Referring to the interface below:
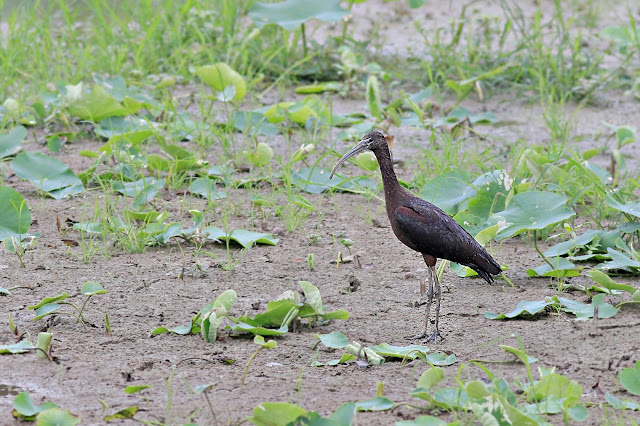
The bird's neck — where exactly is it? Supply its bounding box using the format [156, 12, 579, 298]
[372, 146, 403, 202]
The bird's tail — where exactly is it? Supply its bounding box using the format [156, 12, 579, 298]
[470, 252, 502, 284]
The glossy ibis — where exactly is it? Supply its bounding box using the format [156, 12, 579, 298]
[330, 131, 501, 342]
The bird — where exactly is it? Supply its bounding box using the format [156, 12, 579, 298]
[330, 130, 501, 342]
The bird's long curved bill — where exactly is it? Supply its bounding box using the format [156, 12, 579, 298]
[329, 139, 369, 179]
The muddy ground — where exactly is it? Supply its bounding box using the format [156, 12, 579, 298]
[2, 1, 640, 425]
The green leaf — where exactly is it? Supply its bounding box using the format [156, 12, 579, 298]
[0, 125, 26, 159]
[190, 178, 227, 200]
[529, 373, 582, 408]
[526, 257, 579, 277]
[231, 111, 279, 137]
[366, 75, 382, 121]
[11, 152, 84, 199]
[81, 281, 106, 296]
[112, 178, 162, 198]
[196, 63, 246, 102]
[620, 360, 640, 396]
[0, 186, 31, 240]
[65, 84, 128, 122]
[229, 322, 288, 336]
[202, 226, 279, 248]
[605, 195, 640, 218]
[104, 406, 138, 421]
[555, 295, 619, 319]
[369, 343, 430, 360]
[316, 331, 349, 348]
[320, 310, 350, 320]
[417, 367, 445, 390]
[419, 170, 473, 215]
[248, 0, 347, 31]
[33, 304, 61, 321]
[247, 402, 307, 426]
[36, 407, 81, 425]
[354, 396, 394, 412]
[493, 191, 575, 240]
[568, 404, 589, 421]
[99, 129, 154, 155]
[485, 300, 554, 319]
[13, 391, 44, 416]
[36, 332, 52, 359]
[254, 335, 277, 349]
[328, 402, 356, 424]
[395, 415, 447, 426]
[299, 281, 323, 313]
[605, 392, 640, 410]
[124, 385, 151, 395]
[587, 270, 637, 295]
[500, 345, 538, 365]
[29, 293, 69, 310]
[0, 340, 33, 354]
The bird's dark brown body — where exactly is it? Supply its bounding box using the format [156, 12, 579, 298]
[331, 131, 501, 342]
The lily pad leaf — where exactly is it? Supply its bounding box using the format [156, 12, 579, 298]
[29, 293, 69, 310]
[35, 407, 81, 425]
[65, 83, 128, 122]
[81, 281, 106, 296]
[11, 152, 84, 199]
[0, 187, 31, 240]
[231, 111, 279, 136]
[493, 191, 575, 240]
[104, 406, 138, 421]
[316, 331, 349, 348]
[195, 63, 246, 102]
[485, 300, 554, 319]
[0, 340, 33, 354]
[395, 415, 448, 426]
[249, 0, 347, 31]
[620, 360, 640, 396]
[33, 303, 61, 321]
[112, 178, 164, 198]
[526, 257, 579, 277]
[554, 295, 619, 319]
[190, 178, 227, 200]
[247, 402, 307, 426]
[605, 195, 640, 218]
[354, 396, 394, 412]
[369, 343, 430, 360]
[0, 125, 26, 159]
[202, 226, 278, 248]
[605, 392, 640, 410]
[228, 322, 288, 336]
[419, 170, 474, 215]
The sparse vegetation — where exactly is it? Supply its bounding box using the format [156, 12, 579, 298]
[1, 0, 639, 424]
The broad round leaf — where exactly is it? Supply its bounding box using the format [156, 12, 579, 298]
[36, 407, 80, 426]
[195, 64, 246, 101]
[33, 304, 61, 321]
[493, 191, 575, 240]
[248, 402, 306, 426]
[620, 360, 640, 396]
[81, 281, 106, 296]
[0, 125, 26, 159]
[11, 152, 83, 199]
[249, 0, 348, 31]
[13, 392, 39, 416]
[0, 187, 31, 240]
[316, 331, 348, 348]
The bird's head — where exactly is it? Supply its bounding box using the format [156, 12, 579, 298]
[329, 130, 394, 179]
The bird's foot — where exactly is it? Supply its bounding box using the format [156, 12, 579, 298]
[422, 329, 443, 343]
[405, 330, 428, 340]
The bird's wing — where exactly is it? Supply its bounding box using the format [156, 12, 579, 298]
[394, 198, 500, 277]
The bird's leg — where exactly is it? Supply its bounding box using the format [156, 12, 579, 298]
[424, 265, 443, 343]
[406, 263, 434, 340]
